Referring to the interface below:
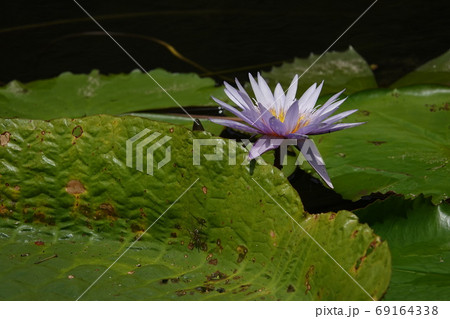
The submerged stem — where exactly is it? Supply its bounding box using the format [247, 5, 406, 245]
[274, 147, 283, 170]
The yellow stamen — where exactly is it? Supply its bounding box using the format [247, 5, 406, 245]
[270, 108, 286, 122]
[291, 115, 310, 133]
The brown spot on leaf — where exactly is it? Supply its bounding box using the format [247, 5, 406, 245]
[208, 259, 218, 265]
[329, 213, 336, 220]
[0, 205, 10, 216]
[0, 132, 11, 146]
[66, 180, 86, 195]
[206, 270, 228, 282]
[96, 203, 117, 220]
[368, 141, 386, 146]
[355, 256, 367, 271]
[351, 230, 359, 238]
[32, 212, 48, 224]
[236, 245, 248, 263]
[305, 265, 315, 294]
[216, 239, 223, 252]
[131, 223, 144, 232]
[440, 102, 450, 111]
[175, 290, 186, 297]
[72, 125, 83, 138]
[238, 284, 251, 293]
[34, 241, 45, 246]
[202, 186, 208, 194]
[195, 284, 215, 293]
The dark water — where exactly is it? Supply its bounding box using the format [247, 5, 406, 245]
[1, 0, 449, 86]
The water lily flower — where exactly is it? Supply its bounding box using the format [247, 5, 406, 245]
[210, 73, 364, 188]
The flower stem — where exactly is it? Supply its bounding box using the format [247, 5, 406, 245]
[274, 147, 283, 170]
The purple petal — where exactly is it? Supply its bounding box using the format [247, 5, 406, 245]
[249, 136, 284, 160]
[273, 83, 285, 111]
[297, 139, 333, 188]
[212, 97, 253, 123]
[268, 116, 288, 136]
[234, 78, 246, 93]
[315, 89, 345, 113]
[257, 73, 275, 106]
[283, 100, 300, 133]
[252, 102, 278, 134]
[249, 73, 267, 105]
[209, 118, 260, 134]
[286, 132, 308, 139]
[322, 109, 358, 125]
[224, 82, 247, 109]
[297, 83, 317, 111]
[308, 122, 365, 135]
[312, 98, 347, 124]
[284, 74, 299, 107]
[236, 90, 257, 111]
[295, 122, 321, 136]
[302, 81, 323, 113]
[313, 90, 346, 115]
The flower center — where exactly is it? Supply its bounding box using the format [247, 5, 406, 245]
[269, 108, 310, 133]
[270, 108, 286, 122]
[291, 115, 310, 133]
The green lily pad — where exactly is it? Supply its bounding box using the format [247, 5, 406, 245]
[391, 50, 450, 88]
[306, 85, 450, 204]
[0, 115, 390, 300]
[355, 196, 450, 301]
[0, 69, 227, 120]
[262, 46, 377, 95]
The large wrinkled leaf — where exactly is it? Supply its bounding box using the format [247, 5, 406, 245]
[0, 69, 227, 120]
[0, 115, 390, 300]
[304, 85, 450, 204]
[355, 196, 450, 301]
[262, 46, 377, 95]
[391, 50, 450, 88]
